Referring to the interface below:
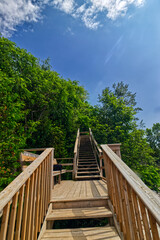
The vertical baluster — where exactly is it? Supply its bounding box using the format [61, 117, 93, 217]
[30, 169, 38, 240]
[15, 185, 25, 240]
[0, 202, 11, 240]
[118, 173, 131, 240]
[26, 173, 35, 240]
[46, 155, 50, 209]
[110, 162, 118, 214]
[39, 161, 44, 227]
[132, 191, 144, 240]
[112, 165, 120, 224]
[123, 178, 135, 240]
[34, 165, 41, 239]
[43, 158, 47, 217]
[7, 192, 19, 240]
[148, 210, 160, 240]
[115, 168, 125, 234]
[126, 183, 140, 240]
[139, 198, 152, 240]
[21, 179, 30, 240]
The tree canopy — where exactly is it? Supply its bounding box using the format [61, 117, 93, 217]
[0, 36, 159, 192]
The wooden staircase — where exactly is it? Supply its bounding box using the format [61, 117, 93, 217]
[75, 135, 101, 180]
[39, 189, 120, 240]
[1, 129, 160, 240]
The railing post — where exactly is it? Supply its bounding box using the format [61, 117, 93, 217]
[51, 149, 54, 190]
[73, 128, 80, 180]
[107, 144, 121, 158]
[72, 153, 76, 180]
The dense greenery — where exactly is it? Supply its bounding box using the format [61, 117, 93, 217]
[0, 36, 160, 192]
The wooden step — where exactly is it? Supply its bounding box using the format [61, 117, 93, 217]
[78, 159, 96, 162]
[78, 164, 97, 167]
[46, 207, 112, 221]
[76, 175, 100, 179]
[40, 226, 120, 239]
[77, 171, 100, 174]
[51, 197, 109, 209]
[77, 168, 98, 170]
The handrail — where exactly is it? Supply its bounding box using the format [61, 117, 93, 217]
[55, 158, 74, 173]
[101, 144, 160, 240]
[89, 128, 102, 156]
[73, 128, 80, 179]
[0, 148, 54, 240]
[89, 128, 103, 176]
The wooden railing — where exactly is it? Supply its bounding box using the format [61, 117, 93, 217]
[89, 128, 103, 176]
[101, 144, 160, 240]
[0, 148, 54, 240]
[56, 158, 74, 173]
[73, 128, 80, 179]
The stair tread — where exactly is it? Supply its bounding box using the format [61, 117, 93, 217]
[41, 226, 120, 239]
[46, 207, 112, 221]
[76, 175, 100, 179]
[77, 171, 100, 174]
[78, 164, 97, 166]
[78, 168, 98, 170]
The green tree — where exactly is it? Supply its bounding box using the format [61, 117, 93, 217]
[91, 82, 160, 191]
[146, 123, 160, 165]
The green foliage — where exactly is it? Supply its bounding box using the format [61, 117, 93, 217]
[91, 83, 160, 191]
[137, 165, 160, 192]
[146, 123, 160, 165]
[0, 36, 159, 192]
[0, 36, 89, 190]
[0, 71, 26, 190]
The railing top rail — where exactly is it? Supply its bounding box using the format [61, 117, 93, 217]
[74, 128, 80, 154]
[89, 128, 102, 154]
[0, 148, 53, 212]
[101, 144, 160, 225]
[21, 148, 47, 151]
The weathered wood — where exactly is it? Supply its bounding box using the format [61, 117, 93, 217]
[148, 211, 160, 240]
[34, 166, 41, 240]
[102, 144, 160, 239]
[126, 183, 139, 240]
[22, 148, 47, 151]
[26, 173, 35, 240]
[46, 207, 112, 221]
[0, 148, 53, 212]
[21, 179, 30, 240]
[7, 192, 19, 240]
[139, 198, 152, 240]
[0, 202, 11, 240]
[132, 191, 144, 239]
[40, 226, 121, 240]
[15, 185, 25, 240]
[101, 144, 160, 226]
[73, 128, 80, 179]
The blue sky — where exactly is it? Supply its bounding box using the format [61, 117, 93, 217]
[0, 0, 160, 128]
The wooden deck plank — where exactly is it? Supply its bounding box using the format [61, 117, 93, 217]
[47, 207, 112, 221]
[79, 181, 86, 198]
[86, 181, 93, 198]
[93, 180, 108, 197]
[41, 226, 120, 239]
[51, 180, 108, 202]
[90, 181, 101, 198]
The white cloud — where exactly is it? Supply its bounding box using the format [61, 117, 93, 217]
[0, 0, 145, 37]
[52, 0, 75, 14]
[52, 0, 145, 29]
[0, 0, 44, 37]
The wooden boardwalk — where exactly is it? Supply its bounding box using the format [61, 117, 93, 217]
[0, 129, 160, 240]
[51, 180, 108, 201]
[39, 180, 120, 240]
